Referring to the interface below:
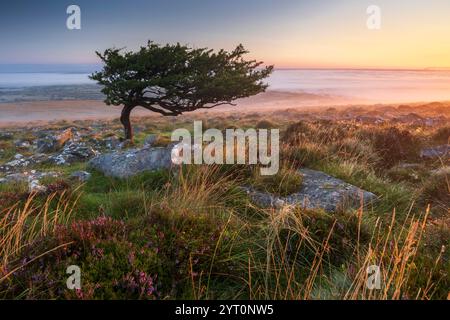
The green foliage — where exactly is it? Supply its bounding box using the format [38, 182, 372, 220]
[91, 41, 273, 115]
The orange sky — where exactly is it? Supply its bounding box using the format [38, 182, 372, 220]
[241, 1, 450, 69]
[2, 1, 450, 69]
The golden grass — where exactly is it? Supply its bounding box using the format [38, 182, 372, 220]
[0, 113, 448, 299]
[0, 190, 80, 272]
[239, 204, 445, 300]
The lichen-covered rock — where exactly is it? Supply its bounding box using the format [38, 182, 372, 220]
[103, 136, 121, 150]
[36, 128, 74, 153]
[0, 170, 61, 193]
[48, 142, 98, 165]
[88, 145, 173, 178]
[245, 168, 377, 212]
[88, 133, 121, 150]
[0, 170, 60, 183]
[420, 145, 450, 159]
[29, 179, 47, 193]
[0, 153, 48, 174]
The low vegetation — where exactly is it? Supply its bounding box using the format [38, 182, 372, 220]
[0, 104, 448, 300]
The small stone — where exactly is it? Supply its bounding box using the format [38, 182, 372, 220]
[29, 179, 47, 193]
[0, 153, 48, 174]
[15, 140, 31, 148]
[70, 171, 92, 182]
[103, 137, 121, 150]
[117, 140, 133, 150]
[274, 199, 286, 209]
[420, 145, 450, 159]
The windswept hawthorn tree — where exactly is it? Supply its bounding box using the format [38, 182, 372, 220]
[91, 41, 273, 141]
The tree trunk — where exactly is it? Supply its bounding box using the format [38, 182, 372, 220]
[120, 105, 135, 141]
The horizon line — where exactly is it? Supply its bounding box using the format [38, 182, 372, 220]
[1, 63, 450, 73]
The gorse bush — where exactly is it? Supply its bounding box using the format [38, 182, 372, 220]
[363, 126, 421, 168]
[431, 126, 450, 144]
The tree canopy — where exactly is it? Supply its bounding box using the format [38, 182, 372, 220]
[91, 41, 273, 141]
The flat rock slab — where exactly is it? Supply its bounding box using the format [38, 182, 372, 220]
[245, 168, 377, 212]
[420, 145, 450, 159]
[88, 146, 173, 179]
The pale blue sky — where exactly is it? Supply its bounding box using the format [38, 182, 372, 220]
[1, 0, 449, 68]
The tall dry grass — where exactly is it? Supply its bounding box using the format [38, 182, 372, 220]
[0, 191, 80, 277]
[239, 204, 444, 300]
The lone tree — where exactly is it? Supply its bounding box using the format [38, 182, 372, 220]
[91, 41, 273, 141]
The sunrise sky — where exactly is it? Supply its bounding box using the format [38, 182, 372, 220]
[1, 0, 450, 69]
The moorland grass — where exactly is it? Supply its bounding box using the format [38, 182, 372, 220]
[0, 113, 448, 299]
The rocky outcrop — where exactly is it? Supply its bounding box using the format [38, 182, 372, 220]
[48, 142, 99, 165]
[88, 145, 173, 178]
[244, 168, 377, 212]
[36, 128, 74, 153]
[0, 170, 61, 193]
[0, 153, 48, 174]
[420, 145, 450, 159]
[0, 141, 98, 173]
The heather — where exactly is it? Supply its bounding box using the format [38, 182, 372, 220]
[0, 103, 449, 300]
